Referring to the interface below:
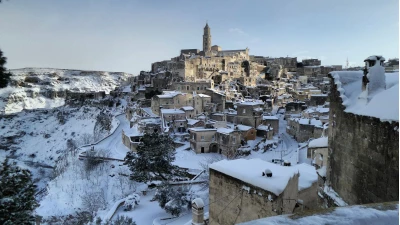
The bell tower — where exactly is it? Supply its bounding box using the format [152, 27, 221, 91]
[203, 22, 211, 54]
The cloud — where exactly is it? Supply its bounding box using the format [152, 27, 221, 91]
[229, 28, 248, 36]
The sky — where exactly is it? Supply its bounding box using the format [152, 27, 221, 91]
[0, 0, 398, 74]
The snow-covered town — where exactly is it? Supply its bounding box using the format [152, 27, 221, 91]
[0, 1, 399, 225]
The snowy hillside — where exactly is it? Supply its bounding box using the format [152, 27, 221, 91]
[0, 106, 120, 192]
[0, 68, 133, 114]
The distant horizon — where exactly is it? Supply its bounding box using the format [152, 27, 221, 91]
[0, 0, 398, 74]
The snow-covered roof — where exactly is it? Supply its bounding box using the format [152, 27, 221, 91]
[236, 124, 253, 131]
[238, 101, 264, 106]
[141, 107, 158, 117]
[188, 128, 216, 132]
[308, 137, 328, 148]
[160, 109, 185, 114]
[180, 106, 194, 111]
[257, 124, 272, 131]
[238, 202, 399, 225]
[292, 118, 322, 127]
[198, 94, 211, 98]
[157, 91, 182, 98]
[330, 71, 399, 121]
[209, 158, 318, 195]
[187, 119, 200, 125]
[217, 127, 235, 135]
[263, 115, 279, 120]
[304, 107, 329, 114]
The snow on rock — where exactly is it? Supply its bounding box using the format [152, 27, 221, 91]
[238, 203, 399, 225]
[323, 185, 348, 207]
[316, 166, 326, 177]
[209, 158, 318, 196]
[308, 137, 328, 148]
[0, 68, 132, 114]
[330, 70, 399, 122]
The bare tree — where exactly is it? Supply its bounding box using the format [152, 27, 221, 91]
[81, 189, 107, 217]
[198, 155, 225, 190]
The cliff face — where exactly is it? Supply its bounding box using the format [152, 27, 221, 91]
[0, 68, 133, 114]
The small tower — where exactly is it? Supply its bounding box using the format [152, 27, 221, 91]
[192, 198, 204, 225]
[203, 22, 212, 54]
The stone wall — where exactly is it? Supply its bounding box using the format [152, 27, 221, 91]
[121, 131, 139, 152]
[298, 181, 319, 210]
[209, 169, 298, 225]
[328, 77, 399, 205]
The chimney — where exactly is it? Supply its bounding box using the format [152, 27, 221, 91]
[262, 169, 273, 177]
[192, 198, 204, 225]
[361, 55, 386, 101]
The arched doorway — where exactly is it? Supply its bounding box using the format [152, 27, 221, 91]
[209, 143, 218, 153]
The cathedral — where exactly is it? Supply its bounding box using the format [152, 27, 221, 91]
[151, 23, 265, 86]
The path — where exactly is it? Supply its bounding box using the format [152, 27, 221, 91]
[79, 114, 130, 160]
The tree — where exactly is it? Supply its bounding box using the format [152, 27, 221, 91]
[0, 49, 11, 88]
[153, 183, 193, 217]
[124, 132, 186, 183]
[0, 158, 38, 225]
[93, 111, 112, 141]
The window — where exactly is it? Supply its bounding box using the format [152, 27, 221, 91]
[243, 109, 246, 113]
[212, 135, 215, 141]
[201, 136, 205, 141]
[233, 137, 236, 144]
[187, 86, 189, 90]
[197, 87, 200, 90]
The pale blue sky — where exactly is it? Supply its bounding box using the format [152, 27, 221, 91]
[0, 0, 398, 74]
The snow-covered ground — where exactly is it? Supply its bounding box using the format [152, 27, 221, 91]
[239, 203, 399, 225]
[79, 114, 130, 160]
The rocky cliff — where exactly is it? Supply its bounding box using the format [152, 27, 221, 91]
[0, 68, 133, 114]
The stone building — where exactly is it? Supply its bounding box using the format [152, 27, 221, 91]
[150, 91, 193, 115]
[284, 101, 307, 118]
[193, 93, 212, 115]
[301, 107, 329, 119]
[327, 56, 399, 205]
[209, 158, 318, 225]
[160, 108, 187, 133]
[189, 125, 243, 156]
[309, 94, 328, 106]
[286, 118, 323, 142]
[256, 124, 274, 140]
[308, 136, 328, 168]
[236, 101, 264, 128]
[172, 80, 212, 94]
[261, 115, 279, 135]
[302, 58, 321, 66]
[216, 127, 242, 158]
[236, 124, 256, 141]
[137, 117, 162, 134]
[189, 128, 218, 153]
